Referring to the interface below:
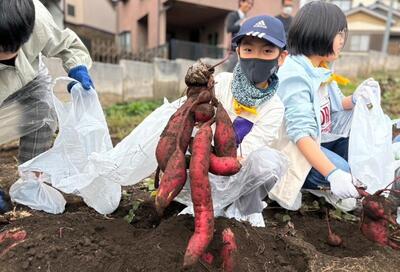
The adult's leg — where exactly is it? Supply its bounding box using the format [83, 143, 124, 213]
[17, 78, 57, 164]
[18, 124, 54, 164]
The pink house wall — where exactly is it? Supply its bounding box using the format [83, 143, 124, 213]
[118, 0, 299, 53]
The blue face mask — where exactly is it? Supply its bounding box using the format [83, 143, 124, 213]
[239, 57, 279, 85]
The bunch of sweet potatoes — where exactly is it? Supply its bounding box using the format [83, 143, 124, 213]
[358, 183, 400, 249]
[154, 60, 241, 269]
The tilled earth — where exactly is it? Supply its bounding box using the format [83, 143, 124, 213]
[1, 145, 400, 272]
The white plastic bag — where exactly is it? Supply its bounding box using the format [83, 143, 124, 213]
[10, 173, 66, 214]
[65, 98, 182, 213]
[81, 97, 185, 187]
[0, 62, 57, 145]
[176, 146, 288, 226]
[348, 79, 394, 194]
[17, 90, 183, 214]
[16, 80, 113, 214]
[179, 201, 268, 227]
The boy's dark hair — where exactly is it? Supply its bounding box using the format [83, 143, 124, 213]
[287, 1, 347, 56]
[0, 0, 35, 53]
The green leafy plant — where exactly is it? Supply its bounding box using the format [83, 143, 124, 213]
[124, 200, 142, 224]
[105, 100, 163, 140]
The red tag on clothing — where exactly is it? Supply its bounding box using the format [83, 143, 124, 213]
[320, 97, 332, 133]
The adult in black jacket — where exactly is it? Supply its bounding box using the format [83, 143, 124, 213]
[276, 0, 294, 37]
[225, 0, 254, 72]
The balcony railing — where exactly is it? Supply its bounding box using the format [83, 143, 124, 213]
[169, 39, 225, 60]
[88, 38, 226, 63]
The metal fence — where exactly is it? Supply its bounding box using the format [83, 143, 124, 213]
[88, 38, 225, 63]
[119, 44, 169, 63]
[169, 39, 225, 60]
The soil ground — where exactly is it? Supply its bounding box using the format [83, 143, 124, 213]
[1, 145, 400, 272]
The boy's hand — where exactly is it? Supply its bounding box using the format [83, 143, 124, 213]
[67, 65, 94, 92]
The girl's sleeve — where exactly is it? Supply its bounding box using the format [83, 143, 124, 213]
[280, 77, 319, 143]
[327, 81, 345, 112]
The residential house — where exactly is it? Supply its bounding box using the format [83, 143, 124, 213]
[328, 0, 399, 12]
[63, 0, 118, 62]
[39, 0, 64, 28]
[353, 0, 399, 9]
[116, 0, 299, 60]
[342, 1, 400, 54]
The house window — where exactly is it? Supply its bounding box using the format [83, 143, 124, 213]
[330, 0, 352, 11]
[207, 32, 219, 46]
[119, 32, 132, 53]
[67, 4, 75, 16]
[350, 35, 370, 51]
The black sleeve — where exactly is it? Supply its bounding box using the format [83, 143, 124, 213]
[226, 12, 240, 34]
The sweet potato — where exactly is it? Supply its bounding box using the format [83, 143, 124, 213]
[180, 111, 195, 155]
[362, 195, 395, 223]
[221, 228, 237, 272]
[187, 86, 206, 99]
[200, 252, 214, 265]
[359, 188, 400, 249]
[214, 103, 237, 158]
[361, 217, 389, 246]
[0, 229, 27, 258]
[209, 153, 241, 176]
[183, 122, 214, 267]
[156, 98, 195, 171]
[155, 146, 187, 216]
[185, 61, 213, 87]
[326, 210, 342, 247]
[196, 90, 212, 104]
[194, 103, 215, 123]
[155, 136, 177, 171]
[160, 98, 194, 138]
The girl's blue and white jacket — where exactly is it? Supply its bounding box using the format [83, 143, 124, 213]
[278, 55, 347, 143]
[268, 55, 348, 210]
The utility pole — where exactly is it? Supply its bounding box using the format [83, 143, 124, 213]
[382, 0, 395, 55]
[156, 0, 160, 58]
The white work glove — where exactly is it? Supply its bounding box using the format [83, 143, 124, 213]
[326, 169, 360, 199]
[352, 78, 379, 105]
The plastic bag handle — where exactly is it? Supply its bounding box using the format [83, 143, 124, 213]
[51, 76, 79, 89]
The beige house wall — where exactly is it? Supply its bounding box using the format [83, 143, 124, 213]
[64, 0, 84, 24]
[347, 12, 387, 31]
[82, 0, 117, 33]
[65, 0, 116, 33]
[353, 0, 399, 9]
[347, 11, 400, 32]
[344, 9, 400, 54]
